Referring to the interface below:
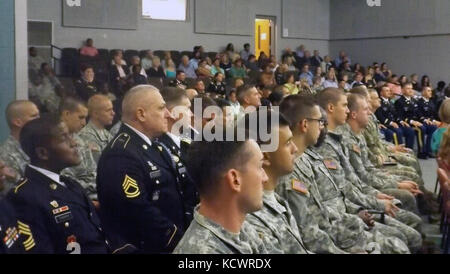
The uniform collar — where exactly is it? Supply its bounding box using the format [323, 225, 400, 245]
[422, 97, 430, 102]
[381, 96, 390, 102]
[263, 191, 287, 215]
[123, 123, 152, 147]
[166, 132, 181, 148]
[28, 164, 66, 187]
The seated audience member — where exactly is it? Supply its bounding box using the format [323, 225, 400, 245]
[283, 72, 299, 95]
[213, 98, 234, 129]
[433, 81, 447, 110]
[240, 43, 252, 61]
[323, 69, 338, 88]
[334, 50, 351, 68]
[79, 95, 115, 164]
[0, 101, 40, 197]
[417, 86, 440, 155]
[163, 59, 177, 78]
[363, 67, 377, 89]
[194, 79, 206, 94]
[420, 75, 432, 91]
[204, 57, 213, 70]
[311, 76, 324, 94]
[211, 58, 225, 77]
[259, 85, 273, 107]
[75, 64, 101, 102]
[129, 56, 147, 78]
[227, 89, 241, 118]
[374, 66, 387, 83]
[268, 89, 284, 107]
[173, 133, 271, 254]
[189, 51, 201, 71]
[352, 63, 363, 74]
[351, 72, 365, 88]
[220, 54, 232, 78]
[387, 75, 402, 97]
[233, 78, 245, 90]
[241, 110, 310, 254]
[169, 71, 188, 90]
[110, 51, 129, 97]
[196, 59, 212, 78]
[178, 55, 198, 78]
[110, 50, 127, 66]
[128, 65, 149, 88]
[37, 63, 63, 113]
[431, 99, 450, 155]
[321, 55, 333, 74]
[141, 50, 154, 71]
[80, 38, 99, 58]
[207, 72, 227, 97]
[259, 64, 276, 87]
[8, 115, 109, 254]
[146, 56, 166, 78]
[381, 63, 392, 79]
[314, 66, 325, 84]
[161, 51, 173, 69]
[236, 84, 261, 120]
[339, 61, 354, 80]
[295, 44, 305, 58]
[275, 64, 289, 85]
[28, 47, 46, 74]
[295, 50, 311, 70]
[246, 54, 260, 73]
[410, 74, 420, 91]
[258, 52, 270, 69]
[395, 82, 435, 159]
[230, 59, 247, 79]
[310, 50, 323, 68]
[59, 98, 98, 201]
[225, 43, 237, 61]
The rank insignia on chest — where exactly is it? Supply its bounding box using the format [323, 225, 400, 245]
[53, 206, 70, 215]
[3, 226, 19, 248]
[173, 155, 180, 163]
[50, 200, 59, 208]
[323, 159, 337, 170]
[122, 175, 140, 199]
[352, 144, 361, 154]
[292, 179, 308, 195]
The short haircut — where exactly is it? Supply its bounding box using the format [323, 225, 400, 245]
[122, 85, 160, 122]
[59, 97, 86, 115]
[190, 94, 217, 116]
[279, 95, 318, 130]
[401, 81, 413, 89]
[315, 88, 345, 111]
[80, 63, 94, 73]
[349, 86, 369, 97]
[268, 90, 284, 106]
[20, 114, 61, 163]
[236, 84, 256, 104]
[5, 100, 35, 128]
[176, 70, 185, 77]
[284, 71, 296, 82]
[160, 87, 188, 109]
[87, 94, 111, 114]
[238, 109, 290, 146]
[184, 131, 252, 197]
[244, 43, 250, 48]
[347, 93, 365, 113]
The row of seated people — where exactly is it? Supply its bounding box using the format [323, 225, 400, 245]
[0, 82, 444, 253]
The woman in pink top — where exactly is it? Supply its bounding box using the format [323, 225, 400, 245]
[80, 38, 99, 57]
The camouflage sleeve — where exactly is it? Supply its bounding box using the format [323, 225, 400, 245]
[244, 216, 284, 254]
[277, 177, 347, 254]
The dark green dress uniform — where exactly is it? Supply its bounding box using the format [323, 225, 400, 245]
[7, 167, 109, 254]
[96, 124, 186, 254]
[0, 200, 35, 254]
[157, 133, 199, 224]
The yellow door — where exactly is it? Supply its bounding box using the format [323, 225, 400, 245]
[255, 19, 271, 59]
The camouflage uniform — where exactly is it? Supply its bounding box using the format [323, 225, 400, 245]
[278, 154, 378, 254]
[305, 148, 410, 254]
[314, 131, 423, 252]
[246, 191, 311, 254]
[78, 122, 114, 163]
[0, 136, 30, 197]
[339, 124, 419, 213]
[61, 134, 98, 200]
[363, 114, 422, 178]
[109, 121, 122, 139]
[173, 207, 276, 254]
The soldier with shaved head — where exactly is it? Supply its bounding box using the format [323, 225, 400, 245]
[0, 101, 40, 196]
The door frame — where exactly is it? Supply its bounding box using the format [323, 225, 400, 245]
[27, 19, 55, 66]
[255, 15, 277, 59]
